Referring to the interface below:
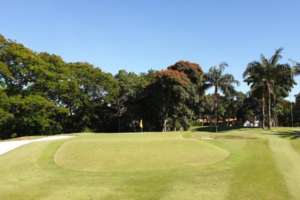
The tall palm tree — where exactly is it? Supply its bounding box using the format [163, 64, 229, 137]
[244, 48, 296, 129]
[205, 63, 239, 132]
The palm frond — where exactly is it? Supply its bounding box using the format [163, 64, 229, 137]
[218, 62, 228, 72]
[260, 54, 269, 67]
[270, 48, 283, 65]
[243, 61, 264, 83]
[219, 73, 239, 95]
[293, 63, 300, 76]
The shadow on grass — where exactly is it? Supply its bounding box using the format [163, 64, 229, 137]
[272, 130, 300, 140]
[191, 125, 243, 133]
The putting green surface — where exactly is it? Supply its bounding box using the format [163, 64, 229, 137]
[55, 136, 229, 172]
[0, 128, 300, 199]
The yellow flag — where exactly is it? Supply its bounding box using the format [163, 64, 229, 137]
[139, 119, 143, 129]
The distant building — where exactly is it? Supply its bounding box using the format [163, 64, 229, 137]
[243, 120, 260, 127]
[198, 117, 238, 126]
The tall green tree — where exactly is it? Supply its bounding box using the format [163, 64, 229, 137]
[139, 61, 205, 131]
[114, 70, 152, 131]
[204, 63, 239, 131]
[0, 36, 50, 95]
[6, 95, 68, 136]
[0, 34, 120, 135]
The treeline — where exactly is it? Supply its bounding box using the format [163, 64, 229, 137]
[0, 34, 299, 138]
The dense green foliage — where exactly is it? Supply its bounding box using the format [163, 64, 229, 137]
[0, 35, 209, 137]
[0, 34, 299, 137]
[0, 35, 119, 137]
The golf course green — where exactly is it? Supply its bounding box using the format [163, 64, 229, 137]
[0, 128, 300, 200]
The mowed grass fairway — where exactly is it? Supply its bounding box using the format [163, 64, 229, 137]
[1, 129, 300, 199]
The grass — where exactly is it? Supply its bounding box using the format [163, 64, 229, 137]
[55, 134, 228, 172]
[226, 139, 289, 200]
[291, 139, 300, 154]
[0, 128, 299, 199]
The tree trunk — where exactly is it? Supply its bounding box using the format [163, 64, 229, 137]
[267, 84, 272, 129]
[214, 85, 218, 132]
[273, 96, 277, 127]
[262, 96, 265, 129]
[291, 102, 294, 127]
[163, 119, 168, 132]
[117, 98, 121, 132]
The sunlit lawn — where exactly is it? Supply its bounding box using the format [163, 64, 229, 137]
[0, 128, 300, 199]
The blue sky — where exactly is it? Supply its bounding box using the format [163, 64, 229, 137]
[1, 0, 300, 100]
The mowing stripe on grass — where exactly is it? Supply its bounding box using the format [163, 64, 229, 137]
[268, 135, 300, 200]
[226, 139, 290, 200]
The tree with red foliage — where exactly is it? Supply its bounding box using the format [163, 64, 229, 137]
[138, 61, 205, 131]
